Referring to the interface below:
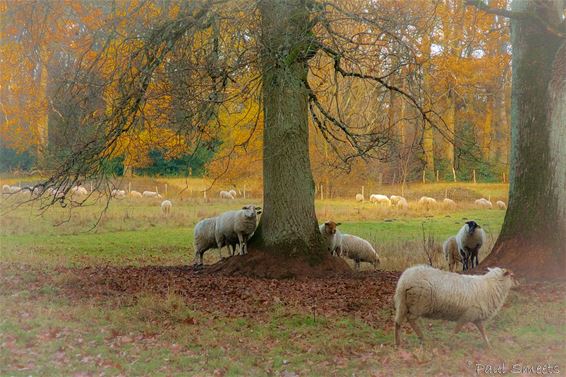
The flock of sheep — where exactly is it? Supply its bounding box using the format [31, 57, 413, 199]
[357, 193, 507, 211]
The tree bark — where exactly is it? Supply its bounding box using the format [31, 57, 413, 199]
[480, 0, 566, 280]
[253, 0, 325, 258]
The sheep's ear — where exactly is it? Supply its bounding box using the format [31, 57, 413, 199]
[256, 210, 262, 214]
[242, 206, 250, 210]
[503, 269, 513, 277]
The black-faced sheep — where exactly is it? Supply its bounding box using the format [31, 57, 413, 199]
[456, 220, 486, 271]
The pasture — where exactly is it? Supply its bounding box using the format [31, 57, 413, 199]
[1, 179, 565, 376]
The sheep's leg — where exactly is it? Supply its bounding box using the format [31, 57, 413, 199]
[474, 321, 491, 348]
[408, 319, 424, 343]
[394, 322, 402, 347]
[355, 259, 360, 271]
[453, 321, 466, 334]
[237, 233, 245, 255]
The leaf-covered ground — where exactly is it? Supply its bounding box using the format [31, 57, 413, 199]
[1, 263, 565, 376]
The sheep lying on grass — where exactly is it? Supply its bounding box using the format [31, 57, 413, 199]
[143, 190, 162, 198]
[319, 221, 342, 255]
[456, 220, 486, 271]
[394, 265, 517, 347]
[443, 236, 461, 272]
[161, 200, 172, 216]
[339, 234, 380, 271]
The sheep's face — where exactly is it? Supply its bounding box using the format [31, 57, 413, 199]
[323, 221, 341, 235]
[466, 220, 480, 235]
[488, 267, 519, 287]
[242, 205, 261, 218]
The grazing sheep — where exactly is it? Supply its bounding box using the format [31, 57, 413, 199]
[229, 189, 237, 198]
[161, 200, 172, 216]
[219, 190, 235, 200]
[339, 234, 380, 271]
[70, 186, 88, 196]
[389, 195, 404, 206]
[496, 200, 507, 210]
[355, 193, 364, 202]
[2, 184, 11, 194]
[111, 189, 126, 198]
[443, 198, 456, 208]
[443, 236, 461, 272]
[194, 217, 220, 266]
[396, 197, 409, 210]
[129, 190, 142, 198]
[456, 220, 486, 271]
[142, 190, 162, 198]
[369, 194, 391, 206]
[319, 221, 342, 255]
[215, 205, 262, 256]
[418, 196, 437, 210]
[474, 198, 493, 209]
[394, 265, 517, 347]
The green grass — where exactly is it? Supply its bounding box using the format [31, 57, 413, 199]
[2, 182, 563, 376]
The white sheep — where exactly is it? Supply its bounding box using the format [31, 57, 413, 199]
[443, 236, 461, 272]
[389, 195, 404, 206]
[129, 190, 143, 198]
[215, 205, 262, 256]
[355, 193, 364, 202]
[2, 184, 11, 194]
[142, 190, 162, 198]
[396, 197, 409, 210]
[456, 220, 486, 271]
[418, 196, 437, 210]
[161, 200, 172, 216]
[474, 198, 493, 209]
[194, 217, 220, 266]
[496, 200, 507, 210]
[443, 198, 456, 208]
[369, 194, 391, 206]
[229, 189, 237, 198]
[339, 234, 380, 271]
[111, 189, 126, 198]
[319, 221, 342, 255]
[70, 186, 88, 196]
[219, 190, 235, 200]
[394, 265, 517, 347]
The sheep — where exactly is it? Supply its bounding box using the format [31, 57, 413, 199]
[219, 190, 235, 200]
[456, 220, 486, 271]
[194, 217, 220, 266]
[2, 185, 22, 194]
[443, 236, 461, 272]
[2, 184, 10, 194]
[369, 194, 391, 206]
[355, 193, 364, 202]
[394, 265, 517, 347]
[496, 200, 507, 210]
[319, 221, 342, 255]
[215, 205, 262, 256]
[161, 200, 172, 216]
[418, 196, 437, 210]
[229, 189, 237, 198]
[70, 186, 88, 196]
[111, 189, 126, 198]
[443, 198, 456, 209]
[474, 198, 493, 209]
[389, 195, 404, 206]
[396, 197, 409, 210]
[142, 190, 162, 198]
[339, 234, 380, 271]
[129, 190, 142, 198]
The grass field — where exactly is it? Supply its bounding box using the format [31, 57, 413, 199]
[1, 179, 564, 376]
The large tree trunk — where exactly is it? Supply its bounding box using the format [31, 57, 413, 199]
[480, 1, 566, 280]
[253, 0, 324, 258]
